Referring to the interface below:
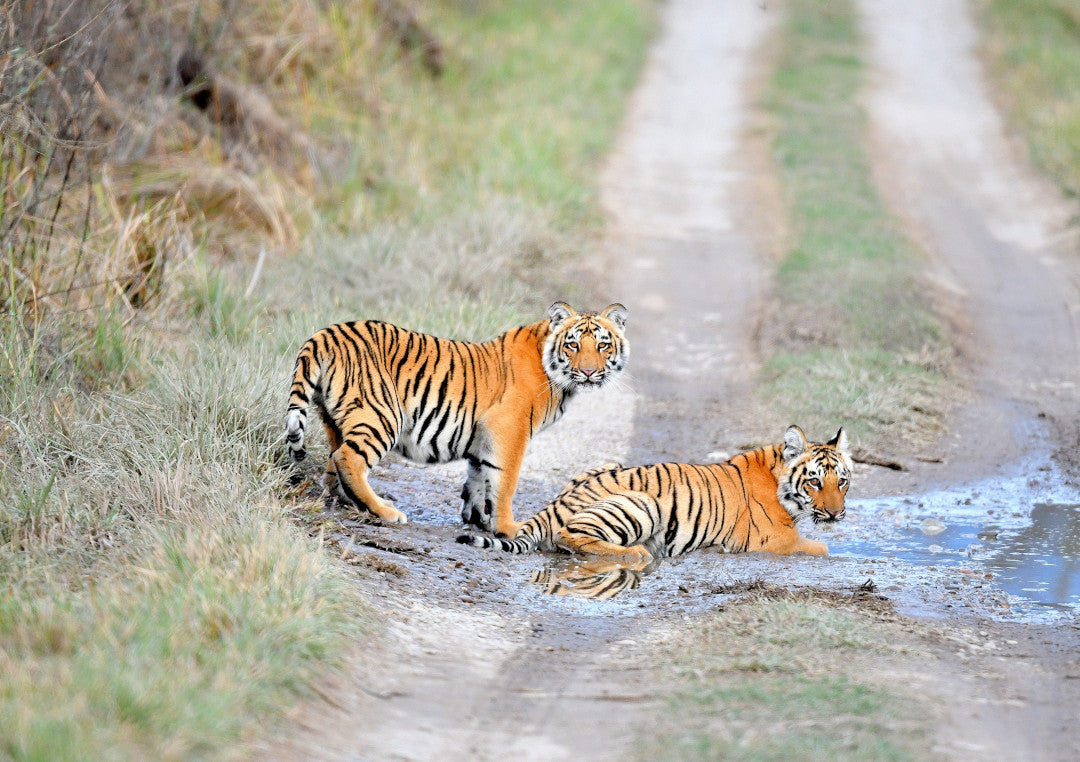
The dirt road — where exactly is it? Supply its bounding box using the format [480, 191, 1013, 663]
[263, 1, 1080, 759]
[856, 1, 1080, 757]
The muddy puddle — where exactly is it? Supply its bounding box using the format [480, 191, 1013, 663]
[515, 454, 1079, 625]
[327, 428, 1078, 627]
[837, 454, 1080, 622]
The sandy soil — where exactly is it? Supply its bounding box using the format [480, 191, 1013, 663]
[256, 1, 1080, 759]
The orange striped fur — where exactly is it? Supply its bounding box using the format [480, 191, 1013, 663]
[459, 425, 852, 559]
[285, 302, 628, 535]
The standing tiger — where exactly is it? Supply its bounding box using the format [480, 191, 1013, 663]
[285, 302, 628, 536]
[458, 425, 851, 560]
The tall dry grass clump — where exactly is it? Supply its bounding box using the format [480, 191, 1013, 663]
[0, 0, 340, 329]
[0, 1, 401, 756]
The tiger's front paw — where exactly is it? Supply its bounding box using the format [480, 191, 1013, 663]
[799, 539, 828, 555]
[460, 488, 494, 532]
[460, 502, 492, 532]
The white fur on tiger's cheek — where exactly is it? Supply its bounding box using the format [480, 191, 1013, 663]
[778, 482, 810, 523]
[542, 344, 578, 392]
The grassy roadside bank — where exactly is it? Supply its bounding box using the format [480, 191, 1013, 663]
[751, 0, 953, 451]
[642, 585, 931, 760]
[0, 1, 653, 757]
[977, 0, 1080, 202]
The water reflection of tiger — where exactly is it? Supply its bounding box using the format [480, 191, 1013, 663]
[459, 425, 851, 560]
[529, 559, 653, 600]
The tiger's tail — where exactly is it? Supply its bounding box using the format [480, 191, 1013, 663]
[455, 532, 538, 554]
[457, 464, 617, 554]
[285, 335, 322, 462]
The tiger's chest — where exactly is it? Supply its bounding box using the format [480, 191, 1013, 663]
[529, 392, 572, 435]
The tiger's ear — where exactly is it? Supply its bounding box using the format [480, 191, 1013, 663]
[828, 427, 850, 455]
[783, 425, 808, 464]
[601, 303, 628, 331]
[548, 301, 576, 327]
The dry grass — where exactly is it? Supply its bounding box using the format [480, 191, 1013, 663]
[1, 0, 319, 314]
[0, 332, 362, 759]
[269, 197, 585, 340]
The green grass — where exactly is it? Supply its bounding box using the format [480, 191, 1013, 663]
[640, 592, 927, 761]
[977, 0, 1080, 198]
[756, 0, 951, 449]
[0, 1, 655, 758]
[321, 0, 653, 229]
[0, 328, 361, 759]
[661, 677, 914, 761]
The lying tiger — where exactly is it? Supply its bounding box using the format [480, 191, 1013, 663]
[285, 302, 628, 536]
[457, 425, 851, 560]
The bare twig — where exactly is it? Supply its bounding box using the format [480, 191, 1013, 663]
[244, 246, 266, 298]
[851, 447, 907, 471]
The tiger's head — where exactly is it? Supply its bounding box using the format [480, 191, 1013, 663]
[777, 425, 853, 525]
[543, 301, 629, 392]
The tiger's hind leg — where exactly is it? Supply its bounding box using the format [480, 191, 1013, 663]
[326, 404, 404, 524]
[554, 491, 662, 563]
[318, 408, 344, 501]
[332, 442, 407, 524]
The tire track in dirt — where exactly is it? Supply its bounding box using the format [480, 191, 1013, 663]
[858, 0, 1080, 493]
[600, 0, 774, 464]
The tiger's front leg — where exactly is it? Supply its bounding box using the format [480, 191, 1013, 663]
[460, 455, 495, 531]
[762, 524, 829, 555]
[482, 415, 530, 538]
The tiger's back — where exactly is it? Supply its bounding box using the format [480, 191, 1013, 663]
[287, 320, 563, 465]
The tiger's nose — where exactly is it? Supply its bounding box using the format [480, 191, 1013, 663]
[581, 368, 596, 377]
